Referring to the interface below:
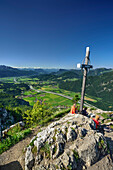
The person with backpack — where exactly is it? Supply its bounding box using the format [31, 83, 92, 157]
[93, 115, 100, 129]
[93, 115, 105, 134]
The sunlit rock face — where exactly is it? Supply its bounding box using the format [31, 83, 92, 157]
[25, 113, 108, 170]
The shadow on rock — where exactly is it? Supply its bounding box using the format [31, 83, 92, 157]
[0, 161, 23, 170]
[105, 136, 113, 161]
[87, 154, 113, 170]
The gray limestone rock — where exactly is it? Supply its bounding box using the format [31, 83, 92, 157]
[35, 154, 43, 165]
[25, 146, 35, 170]
[78, 127, 87, 137]
[67, 127, 77, 142]
[77, 134, 100, 166]
[53, 142, 65, 159]
[25, 113, 110, 170]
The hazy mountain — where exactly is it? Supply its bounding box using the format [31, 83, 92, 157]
[55, 68, 112, 77]
[58, 70, 80, 79]
[88, 68, 112, 76]
[19, 68, 59, 74]
[0, 65, 58, 78]
[55, 69, 69, 75]
[0, 65, 37, 78]
[0, 65, 112, 80]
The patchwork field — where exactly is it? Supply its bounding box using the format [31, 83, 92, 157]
[22, 90, 73, 107]
[0, 76, 99, 109]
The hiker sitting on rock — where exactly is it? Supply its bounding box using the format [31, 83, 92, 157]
[93, 115, 100, 129]
[81, 107, 88, 117]
[92, 115, 105, 134]
[70, 103, 78, 114]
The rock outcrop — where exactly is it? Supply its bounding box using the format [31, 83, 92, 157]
[25, 113, 110, 170]
[0, 108, 14, 130]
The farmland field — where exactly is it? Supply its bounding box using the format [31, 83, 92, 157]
[0, 76, 99, 110]
[13, 76, 98, 108]
[35, 83, 97, 103]
[22, 90, 73, 107]
[37, 84, 78, 97]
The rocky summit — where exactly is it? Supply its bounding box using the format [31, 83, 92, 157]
[25, 113, 110, 170]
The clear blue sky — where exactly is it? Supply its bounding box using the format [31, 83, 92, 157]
[0, 0, 113, 69]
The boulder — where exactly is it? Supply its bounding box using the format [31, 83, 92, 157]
[77, 134, 99, 166]
[25, 113, 109, 170]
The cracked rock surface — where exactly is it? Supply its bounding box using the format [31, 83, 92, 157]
[25, 113, 111, 170]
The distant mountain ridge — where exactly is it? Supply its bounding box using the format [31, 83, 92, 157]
[0, 65, 37, 78]
[20, 68, 59, 74]
[0, 65, 112, 78]
[0, 65, 60, 78]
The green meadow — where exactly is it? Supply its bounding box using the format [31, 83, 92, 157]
[38, 84, 78, 97]
[0, 77, 15, 83]
[23, 91, 73, 107]
[23, 90, 38, 95]
[13, 77, 98, 108]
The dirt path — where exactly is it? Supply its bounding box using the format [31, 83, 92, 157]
[0, 126, 40, 170]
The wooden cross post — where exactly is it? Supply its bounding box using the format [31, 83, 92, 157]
[80, 47, 92, 113]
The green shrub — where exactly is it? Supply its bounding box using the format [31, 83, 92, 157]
[38, 108, 70, 126]
[7, 123, 21, 136]
[73, 150, 79, 162]
[29, 136, 37, 146]
[98, 139, 106, 150]
[0, 128, 31, 154]
[53, 145, 57, 154]
[71, 127, 75, 131]
[72, 94, 80, 104]
[52, 135, 56, 142]
[40, 142, 51, 159]
[53, 108, 70, 118]
[39, 117, 53, 126]
[101, 113, 109, 119]
[23, 100, 55, 126]
[67, 164, 72, 170]
[90, 107, 96, 110]
[32, 146, 37, 156]
[110, 125, 113, 129]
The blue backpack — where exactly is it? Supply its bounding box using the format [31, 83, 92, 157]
[90, 119, 96, 130]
